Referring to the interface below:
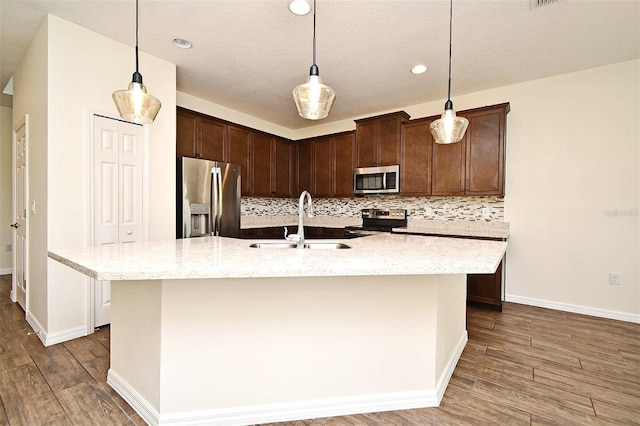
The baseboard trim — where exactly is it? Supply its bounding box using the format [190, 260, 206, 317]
[435, 330, 468, 404]
[0, 268, 12, 275]
[505, 294, 640, 324]
[44, 325, 88, 346]
[106, 333, 467, 426]
[25, 312, 89, 346]
[25, 311, 47, 346]
[107, 369, 160, 426]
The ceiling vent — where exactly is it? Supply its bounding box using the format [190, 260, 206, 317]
[530, 0, 558, 8]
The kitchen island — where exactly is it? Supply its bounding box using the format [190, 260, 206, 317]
[49, 233, 506, 426]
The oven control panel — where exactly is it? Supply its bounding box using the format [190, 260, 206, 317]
[361, 208, 407, 220]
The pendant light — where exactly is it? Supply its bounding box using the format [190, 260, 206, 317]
[430, 0, 468, 144]
[112, 0, 161, 124]
[292, 0, 336, 120]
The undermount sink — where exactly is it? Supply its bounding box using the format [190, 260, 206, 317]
[303, 242, 351, 250]
[249, 241, 351, 250]
[249, 242, 297, 249]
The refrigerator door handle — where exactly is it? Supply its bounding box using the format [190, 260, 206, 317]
[215, 166, 223, 235]
[211, 167, 219, 236]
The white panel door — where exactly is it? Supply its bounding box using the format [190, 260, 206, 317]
[12, 118, 28, 311]
[118, 126, 143, 243]
[93, 115, 143, 327]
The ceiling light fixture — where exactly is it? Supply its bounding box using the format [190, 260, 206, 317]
[430, 0, 468, 144]
[292, 0, 336, 120]
[289, 0, 311, 15]
[172, 37, 192, 49]
[411, 64, 427, 74]
[112, 0, 161, 124]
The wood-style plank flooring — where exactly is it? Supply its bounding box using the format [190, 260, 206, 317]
[0, 274, 638, 425]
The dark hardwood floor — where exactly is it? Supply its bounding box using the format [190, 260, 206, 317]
[0, 273, 638, 425]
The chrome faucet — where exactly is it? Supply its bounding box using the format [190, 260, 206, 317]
[284, 191, 313, 248]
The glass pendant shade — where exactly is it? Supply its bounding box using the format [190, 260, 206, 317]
[112, 0, 161, 124]
[292, 0, 335, 120]
[112, 73, 161, 124]
[293, 69, 336, 120]
[430, 101, 469, 144]
[431, 0, 467, 144]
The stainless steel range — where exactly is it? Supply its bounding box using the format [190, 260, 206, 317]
[344, 208, 408, 238]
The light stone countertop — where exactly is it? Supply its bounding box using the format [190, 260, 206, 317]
[393, 219, 510, 239]
[48, 233, 507, 281]
[242, 215, 509, 239]
[241, 215, 361, 229]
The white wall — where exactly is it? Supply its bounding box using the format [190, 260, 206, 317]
[0, 105, 13, 274]
[13, 14, 176, 343]
[179, 60, 639, 321]
[500, 61, 638, 321]
[12, 17, 49, 330]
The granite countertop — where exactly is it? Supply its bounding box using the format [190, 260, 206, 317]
[241, 215, 361, 229]
[242, 215, 509, 239]
[393, 219, 509, 239]
[49, 233, 507, 281]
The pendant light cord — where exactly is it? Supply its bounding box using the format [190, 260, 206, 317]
[135, 0, 140, 75]
[312, 0, 317, 66]
[447, 0, 453, 102]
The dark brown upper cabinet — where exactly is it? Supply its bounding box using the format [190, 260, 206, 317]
[227, 125, 251, 195]
[251, 132, 273, 197]
[431, 103, 509, 196]
[274, 137, 294, 198]
[177, 107, 227, 161]
[400, 117, 434, 196]
[296, 141, 313, 195]
[355, 111, 410, 167]
[332, 132, 356, 197]
[313, 136, 333, 197]
[295, 131, 356, 198]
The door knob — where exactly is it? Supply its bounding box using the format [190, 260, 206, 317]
[10, 223, 19, 228]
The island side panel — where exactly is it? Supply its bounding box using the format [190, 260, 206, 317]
[156, 275, 458, 417]
[108, 280, 162, 416]
[435, 274, 468, 387]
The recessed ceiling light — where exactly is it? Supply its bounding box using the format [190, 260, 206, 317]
[289, 0, 311, 15]
[172, 37, 192, 49]
[411, 64, 427, 74]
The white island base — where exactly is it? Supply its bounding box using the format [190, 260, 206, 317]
[106, 273, 467, 426]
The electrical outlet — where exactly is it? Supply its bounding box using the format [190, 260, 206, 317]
[5, 244, 11, 252]
[609, 273, 621, 285]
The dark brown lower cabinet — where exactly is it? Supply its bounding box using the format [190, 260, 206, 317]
[240, 226, 345, 240]
[467, 257, 504, 311]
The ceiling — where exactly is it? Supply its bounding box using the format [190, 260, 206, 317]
[1, 0, 638, 129]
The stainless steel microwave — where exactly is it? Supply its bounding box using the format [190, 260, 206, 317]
[354, 165, 400, 194]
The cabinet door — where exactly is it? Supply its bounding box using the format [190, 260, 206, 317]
[228, 125, 251, 195]
[467, 258, 503, 311]
[401, 119, 432, 195]
[464, 106, 507, 196]
[378, 115, 403, 166]
[252, 132, 273, 196]
[313, 136, 333, 197]
[355, 121, 376, 167]
[200, 116, 227, 161]
[176, 108, 198, 158]
[274, 138, 293, 197]
[333, 132, 356, 197]
[431, 135, 466, 196]
[297, 141, 313, 194]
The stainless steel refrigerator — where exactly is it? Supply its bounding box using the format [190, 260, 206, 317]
[176, 157, 241, 238]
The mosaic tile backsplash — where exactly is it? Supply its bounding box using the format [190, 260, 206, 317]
[242, 195, 504, 222]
